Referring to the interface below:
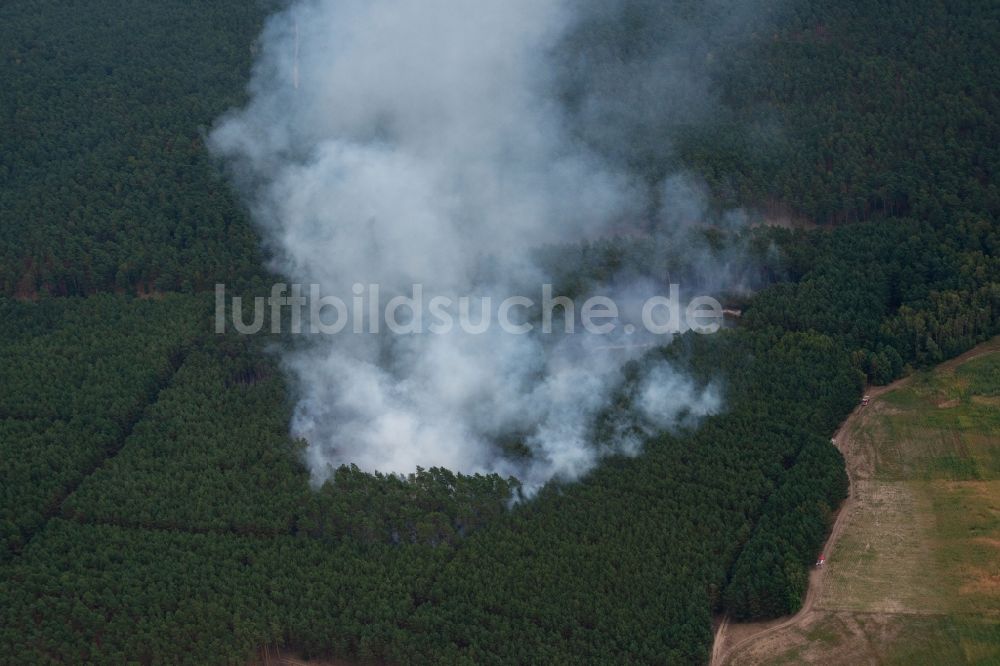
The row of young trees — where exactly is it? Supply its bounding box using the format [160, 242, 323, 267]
[0, 295, 206, 560]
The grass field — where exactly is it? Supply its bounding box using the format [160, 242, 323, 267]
[876, 353, 1000, 483]
[753, 613, 1000, 666]
[726, 340, 1000, 665]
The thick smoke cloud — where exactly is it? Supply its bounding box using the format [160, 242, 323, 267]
[210, 0, 753, 491]
[556, 0, 778, 180]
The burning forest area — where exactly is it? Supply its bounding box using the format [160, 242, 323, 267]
[1, 0, 997, 663]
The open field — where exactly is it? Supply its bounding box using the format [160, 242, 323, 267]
[718, 338, 1000, 665]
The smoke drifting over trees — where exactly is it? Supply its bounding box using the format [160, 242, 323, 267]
[209, 0, 763, 488]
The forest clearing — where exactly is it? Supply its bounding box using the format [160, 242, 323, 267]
[716, 338, 1000, 665]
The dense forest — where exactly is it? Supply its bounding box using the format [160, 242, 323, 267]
[1, 0, 997, 663]
[0, 0, 267, 296]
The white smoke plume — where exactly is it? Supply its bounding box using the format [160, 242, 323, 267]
[210, 0, 737, 491]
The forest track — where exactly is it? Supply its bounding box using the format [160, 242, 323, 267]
[12, 346, 192, 556]
[254, 645, 352, 666]
[710, 340, 1000, 666]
